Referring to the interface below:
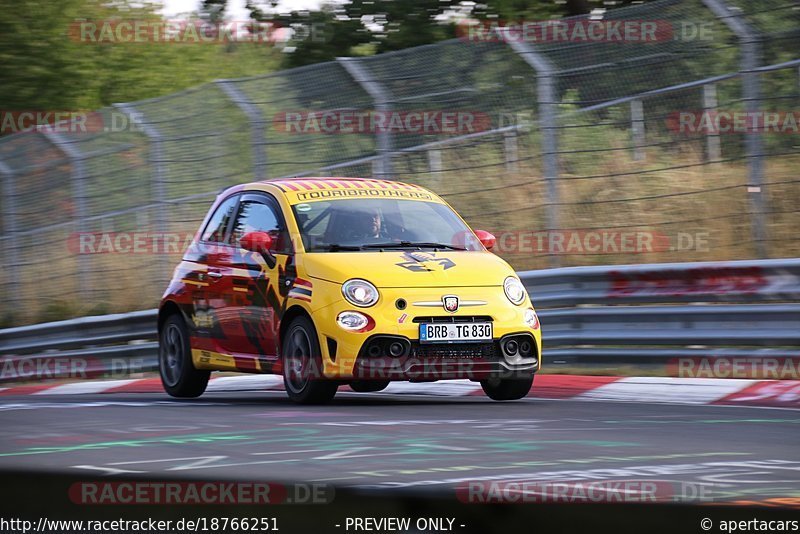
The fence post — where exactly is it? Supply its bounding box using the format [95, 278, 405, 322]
[0, 160, 20, 311]
[702, 0, 766, 257]
[504, 130, 519, 172]
[703, 83, 722, 161]
[113, 103, 170, 286]
[338, 57, 394, 179]
[41, 129, 90, 298]
[630, 99, 646, 161]
[216, 80, 267, 180]
[427, 148, 442, 187]
[507, 39, 560, 267]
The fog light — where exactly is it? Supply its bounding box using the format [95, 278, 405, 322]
[337, 311, 373, 332]
[520, 340, 532, 356]
[524, 308, 540, 330]
[368, 344, 382, 357]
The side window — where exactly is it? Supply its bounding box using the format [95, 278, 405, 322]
[230, 199, 292, 254]
[297, 205, 331, 250]
[200, 195, 239, 243]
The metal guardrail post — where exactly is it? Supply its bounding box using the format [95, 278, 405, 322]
[216, 80, 267, 181]
[0, 160, 20, 310]
[113, 103, 170, 286]
[507, 39, 560, 267]
[702, 0, 766, 258]
[41, 129, 90, 298]
[338, 57, 394, 179]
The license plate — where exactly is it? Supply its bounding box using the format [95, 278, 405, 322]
[419, 322, 493, 343]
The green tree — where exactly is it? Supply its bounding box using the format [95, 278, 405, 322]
[0, 0, 281, 120]
[249, 0, 667, 69]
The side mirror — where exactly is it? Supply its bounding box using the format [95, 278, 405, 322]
[240, 231, 273, 253]
[473, 230, 496, 250]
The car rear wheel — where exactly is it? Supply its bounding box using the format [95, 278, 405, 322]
[349, 380, 390, 393]
[159, 314, 210, 398]
[282, 316, 338, 404]
[480, 374, 534, 401]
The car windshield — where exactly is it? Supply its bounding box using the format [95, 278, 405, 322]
[291, 198, 483, 252]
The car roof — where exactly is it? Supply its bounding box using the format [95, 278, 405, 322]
[237, 177, 443, 204]
[260, 177, 423, 192]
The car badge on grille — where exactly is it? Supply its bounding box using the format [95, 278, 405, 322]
[442, 295, 459, 313]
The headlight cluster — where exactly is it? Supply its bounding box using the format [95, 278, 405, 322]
[503, 276, 527, 305]
[342, 279, 379, 307]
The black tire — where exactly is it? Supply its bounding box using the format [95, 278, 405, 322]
[349, 380, 391, 393]
[282, 316, 338, 404]
[159, 314, 210, 398]
[480, 374, 534, 401]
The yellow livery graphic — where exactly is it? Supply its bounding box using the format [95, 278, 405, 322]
[158, 177, 541, 403]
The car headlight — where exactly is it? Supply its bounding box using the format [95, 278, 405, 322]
[524, 308, 540, 330]
[342, 279, 379, 307]
[504, 276, 527, 305]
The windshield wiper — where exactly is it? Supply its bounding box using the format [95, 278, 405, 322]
[361, 241, 466, 251]
[309, 244, 363, 252]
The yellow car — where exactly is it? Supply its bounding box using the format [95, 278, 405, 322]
[158, 177, 541, 403]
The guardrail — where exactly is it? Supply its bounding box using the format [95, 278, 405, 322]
[1, 258, 799, 381]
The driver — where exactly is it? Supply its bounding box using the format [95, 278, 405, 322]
[346, 208, 388, 242]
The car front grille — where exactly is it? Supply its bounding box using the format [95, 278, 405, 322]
[411, 342, 497, 360]
[412, 315, 493, 324]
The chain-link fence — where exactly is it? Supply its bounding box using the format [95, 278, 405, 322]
[1, 0, 799, 324]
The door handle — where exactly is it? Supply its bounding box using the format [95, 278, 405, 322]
[207, 271, 223, 279]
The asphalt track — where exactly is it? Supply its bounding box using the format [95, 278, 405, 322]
[0, 389, 798, 505]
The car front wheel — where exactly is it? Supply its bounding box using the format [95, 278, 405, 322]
[480, 374, 534, 401]
[282, 316, 338, 404]
[159, 314, 210, 398]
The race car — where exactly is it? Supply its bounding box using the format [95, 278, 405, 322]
[157, 177, 541, 403]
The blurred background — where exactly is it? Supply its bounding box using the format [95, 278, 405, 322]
[1, 0, 799, 325]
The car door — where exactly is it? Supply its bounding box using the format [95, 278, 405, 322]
[224, 192, 294, 371]
[188, 193, 241, 369]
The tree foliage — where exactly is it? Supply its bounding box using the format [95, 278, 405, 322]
[245, 0, 666, 68]
[0, 0, 281, 117]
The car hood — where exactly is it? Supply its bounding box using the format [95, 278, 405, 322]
[301, 250, 515, 288]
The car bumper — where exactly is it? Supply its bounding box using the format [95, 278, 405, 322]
[310, 283, 542, 380]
